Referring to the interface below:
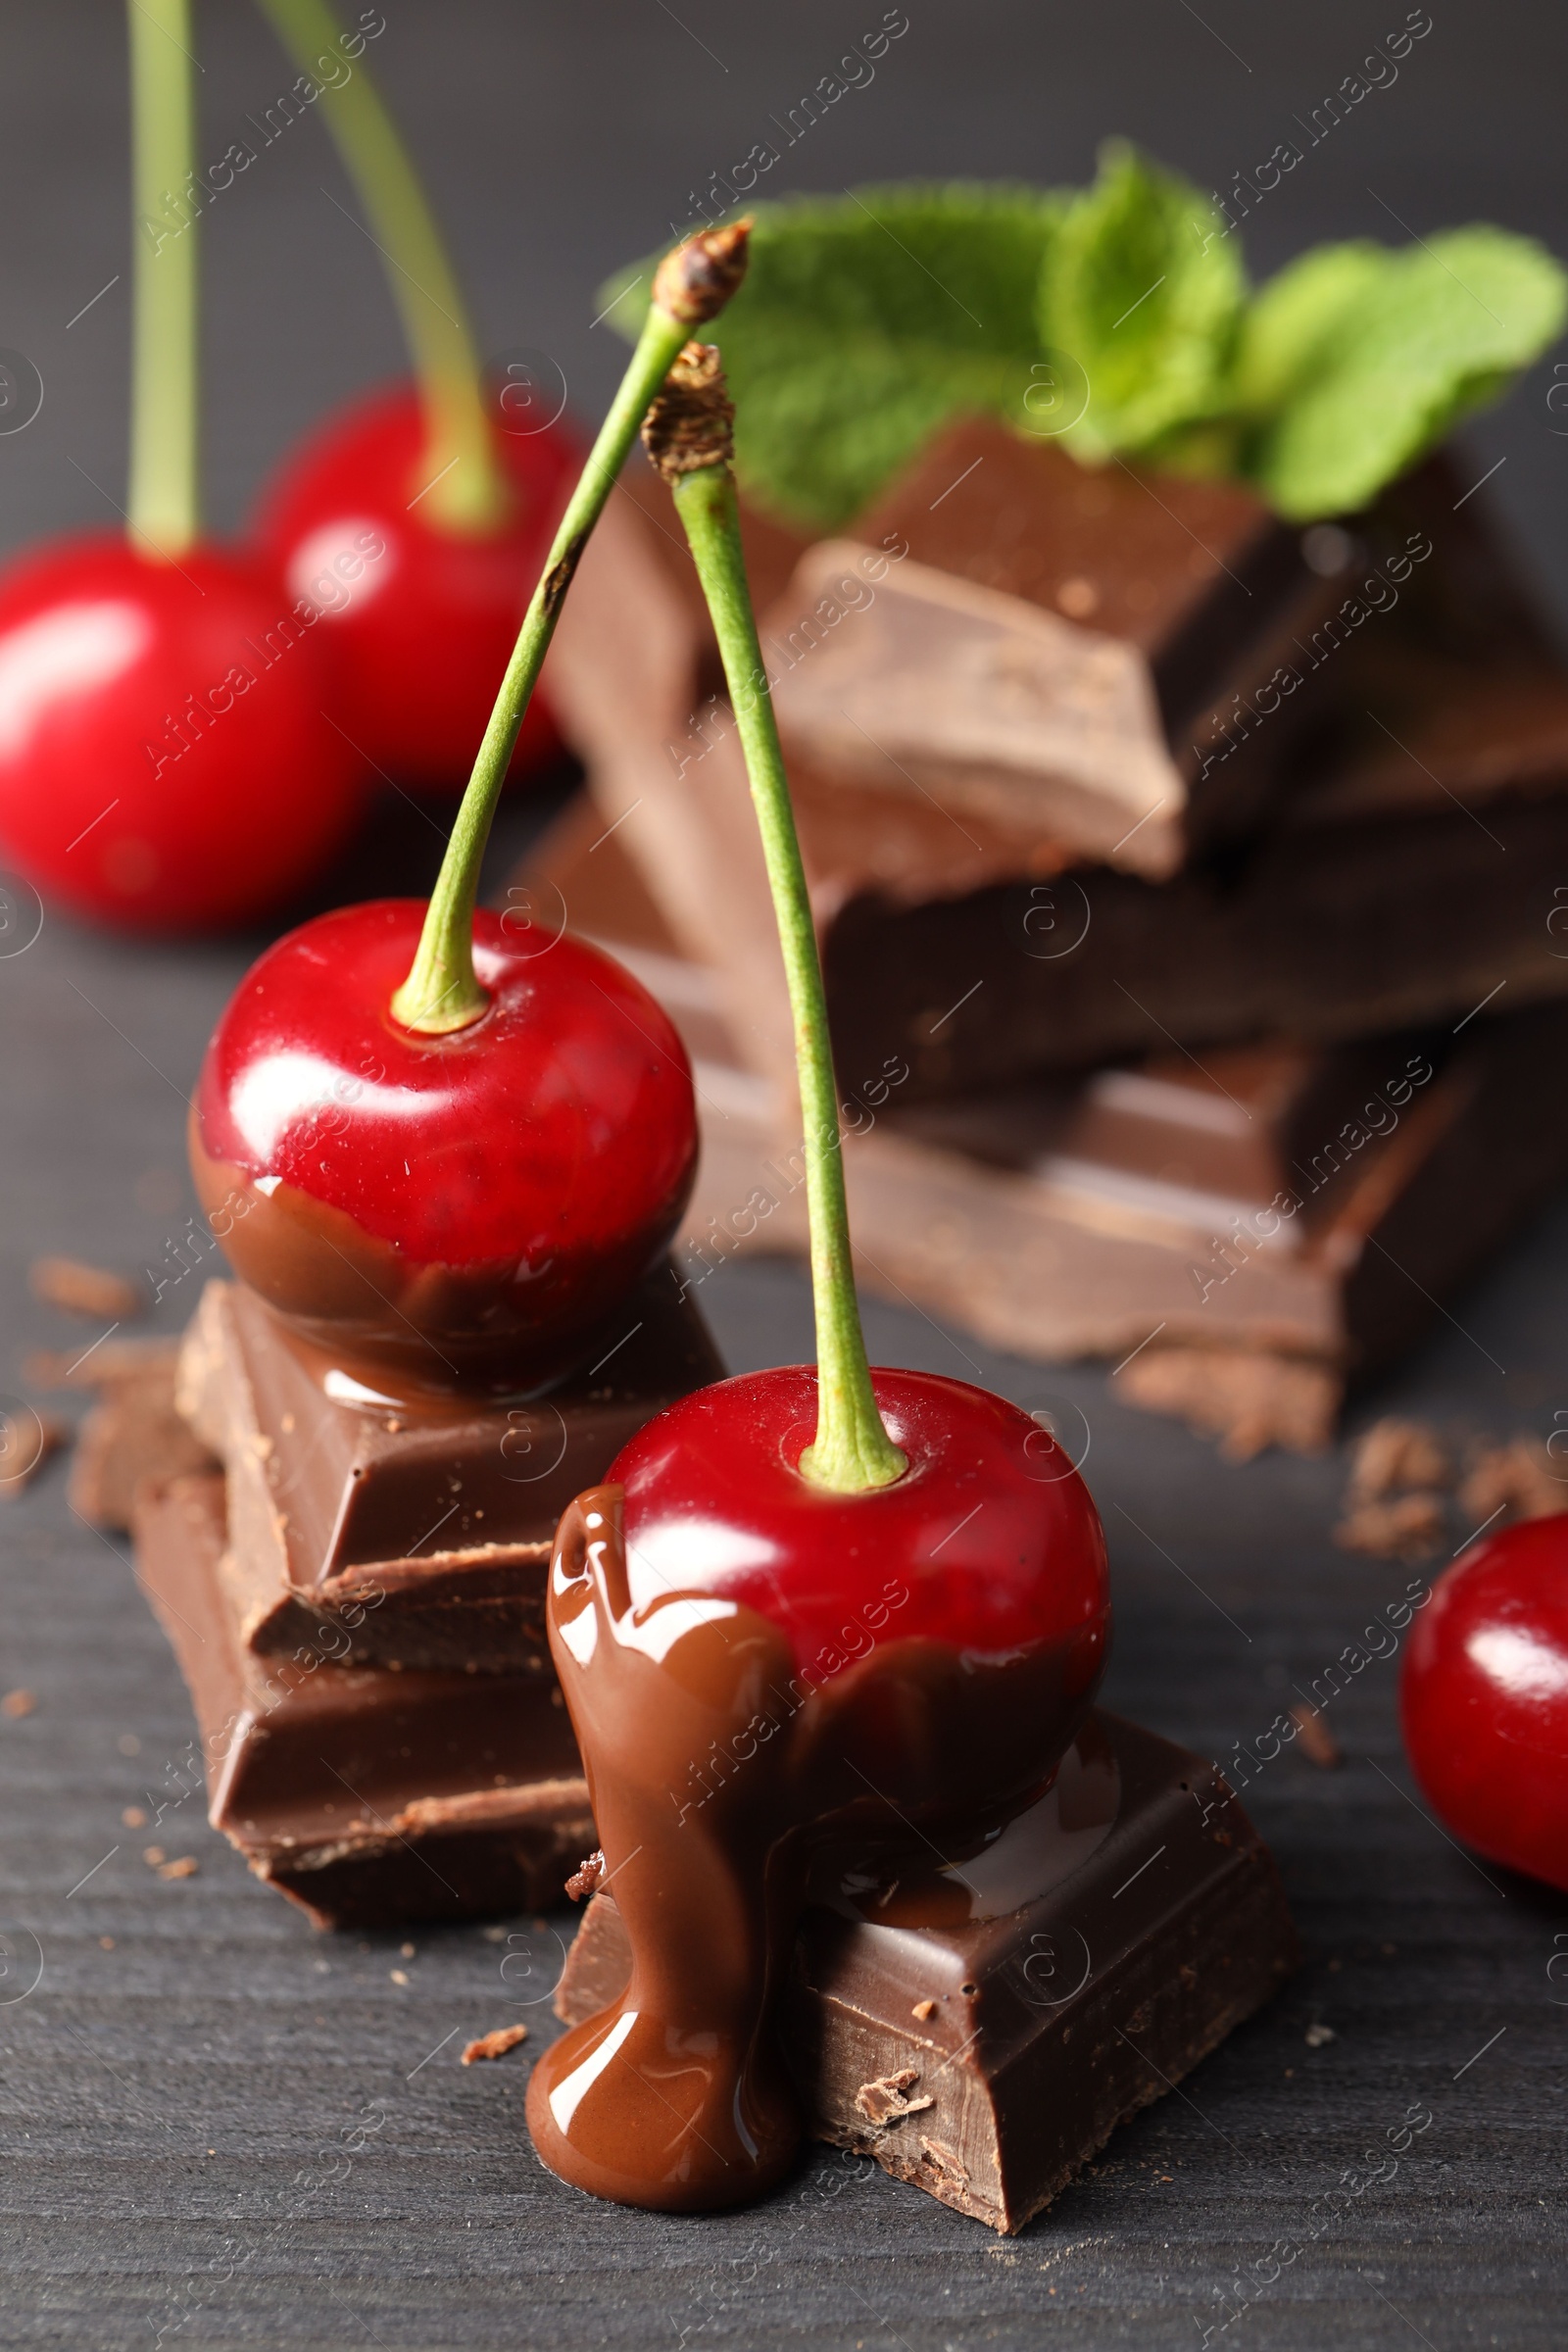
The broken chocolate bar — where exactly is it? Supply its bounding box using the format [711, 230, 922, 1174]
[546, 441, 1568, 1106]
[179, 1265, 723, 1673]
[556, 1709, 1296, 2232]
[515, 804, 1568, 1408]
[132, 1471, 592, 1930]
[767, 418, 1345, 876]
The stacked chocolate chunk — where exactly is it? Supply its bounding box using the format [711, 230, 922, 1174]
[132, 1265, 723, 1927]
[535, 420, 1568, 1446]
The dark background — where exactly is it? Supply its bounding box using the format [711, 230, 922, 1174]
[3, 5, 1567, 2346]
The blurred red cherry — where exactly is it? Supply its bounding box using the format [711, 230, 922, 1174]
[252, 382, 582, 789]
[0, 532, 366, 931]
[1400, 1511, 1568, 1893]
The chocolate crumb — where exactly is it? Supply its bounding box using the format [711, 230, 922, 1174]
[855, 2068, 935, 2127]
[0, 1414, 67, 1497]
[911, 1999, 937, 2022]
[1458, 1437, 1567, 1530]
[1332, 1491, 1446, 1562]
[2, 1689, 36, 1718]
[29, 1256, 146, 1322]
[1115, 1346, 1338, 1460]
[461, 2023, 529, 2065]
[156, 1856, 198, 1880]
[1347, 1417, 1451, 1501]
[1289, 1704, 1342, 1768]
[564, 1848, 606, 1902]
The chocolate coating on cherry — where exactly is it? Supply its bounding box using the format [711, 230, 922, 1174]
[526, 1367, 1109, 2210]
[193, 898, 698, 1395]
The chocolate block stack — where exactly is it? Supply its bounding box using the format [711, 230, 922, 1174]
[133, 1264, 723, 1928]
[537, 421, 1568, 1446]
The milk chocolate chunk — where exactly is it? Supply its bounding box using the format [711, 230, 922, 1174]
[179, 1265, 723, 1672]
[557, 1710, 1296, 2232]
[132, 1472, 592, 1930]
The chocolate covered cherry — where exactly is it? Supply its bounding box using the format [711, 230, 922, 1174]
[192, 899, 697, 1394]
[1400, 1513, 1568, 1892]
[190, 227, 752, 1393]
[526, 1367, 1110, 2210]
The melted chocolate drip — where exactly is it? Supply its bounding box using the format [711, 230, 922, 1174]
[525, 1486, 1091, 2212]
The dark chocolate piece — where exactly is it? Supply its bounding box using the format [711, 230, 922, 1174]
[557, 1709, 1296, 2232]
[771, 416, 1342, 864]
[132, 1471, 592, 1931]
[518, 807, 1568, 1404]
[179, 1265, 724, 1672]
[547, 428, 1568, 1103]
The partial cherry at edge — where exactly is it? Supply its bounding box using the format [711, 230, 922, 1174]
[251, 383, 583, 789]
[1400, 1510, 1568, 1894]
[192, 898, 700, 1396]
[0, 533, 366, 931]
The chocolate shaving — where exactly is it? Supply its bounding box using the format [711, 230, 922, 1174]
[1115, 1347, 1339, 1461]
[1289, 1703, 1342, 1769]
[855, 2067, 935, 2128]
[1458, 1437, 1568, 1529]
[29, 1256, 145, 1322]
[1332, 1491, 1446, 1562]
[1347, 1417, 1451, 1501]
[565, 1848, 606, 1902]
[461, 2024, 529, 2065]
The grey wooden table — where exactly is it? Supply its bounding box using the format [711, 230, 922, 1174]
[2, 5, 1567, 2344]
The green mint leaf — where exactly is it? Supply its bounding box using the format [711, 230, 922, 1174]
[1040, 141, 1246, 464]
[604, 185, 1061, 528]
[1246, 226, 1568, 517]
[1229, 241, 1390, 418]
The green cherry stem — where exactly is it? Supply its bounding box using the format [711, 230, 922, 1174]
[391, 220, 753, 1036]
[126, 0, 199, 558]
[652, 351, 906, 1495]
[254, 0, 504, 534]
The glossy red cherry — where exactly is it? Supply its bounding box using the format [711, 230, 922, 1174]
[603, 1363, 1110, 1671]
[252, 383, 582, 788]
[191, 897, 698, 1395]
[0, 533, 366, 931]
[1400, 1512, 1568, 1892]
[528, 1366, 1109, 2211]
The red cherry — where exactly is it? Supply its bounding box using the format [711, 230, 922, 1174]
[191, 898, 698, 1395]
[0, 533, 366, 931]
[1400, 1512, 1568, 1892]
[252, 383, 582, 788]
[605, 1363, 1109, 1671]
[528, 1366, 1109, 2210]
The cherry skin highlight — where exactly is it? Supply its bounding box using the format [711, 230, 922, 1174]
[1400, 1512, 1568, 1893]
[252, 383, 582, 788]
[0, 534, 366, 931]
[192, 898, 698, 1395]
[527, 1367, 1110, 2212]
